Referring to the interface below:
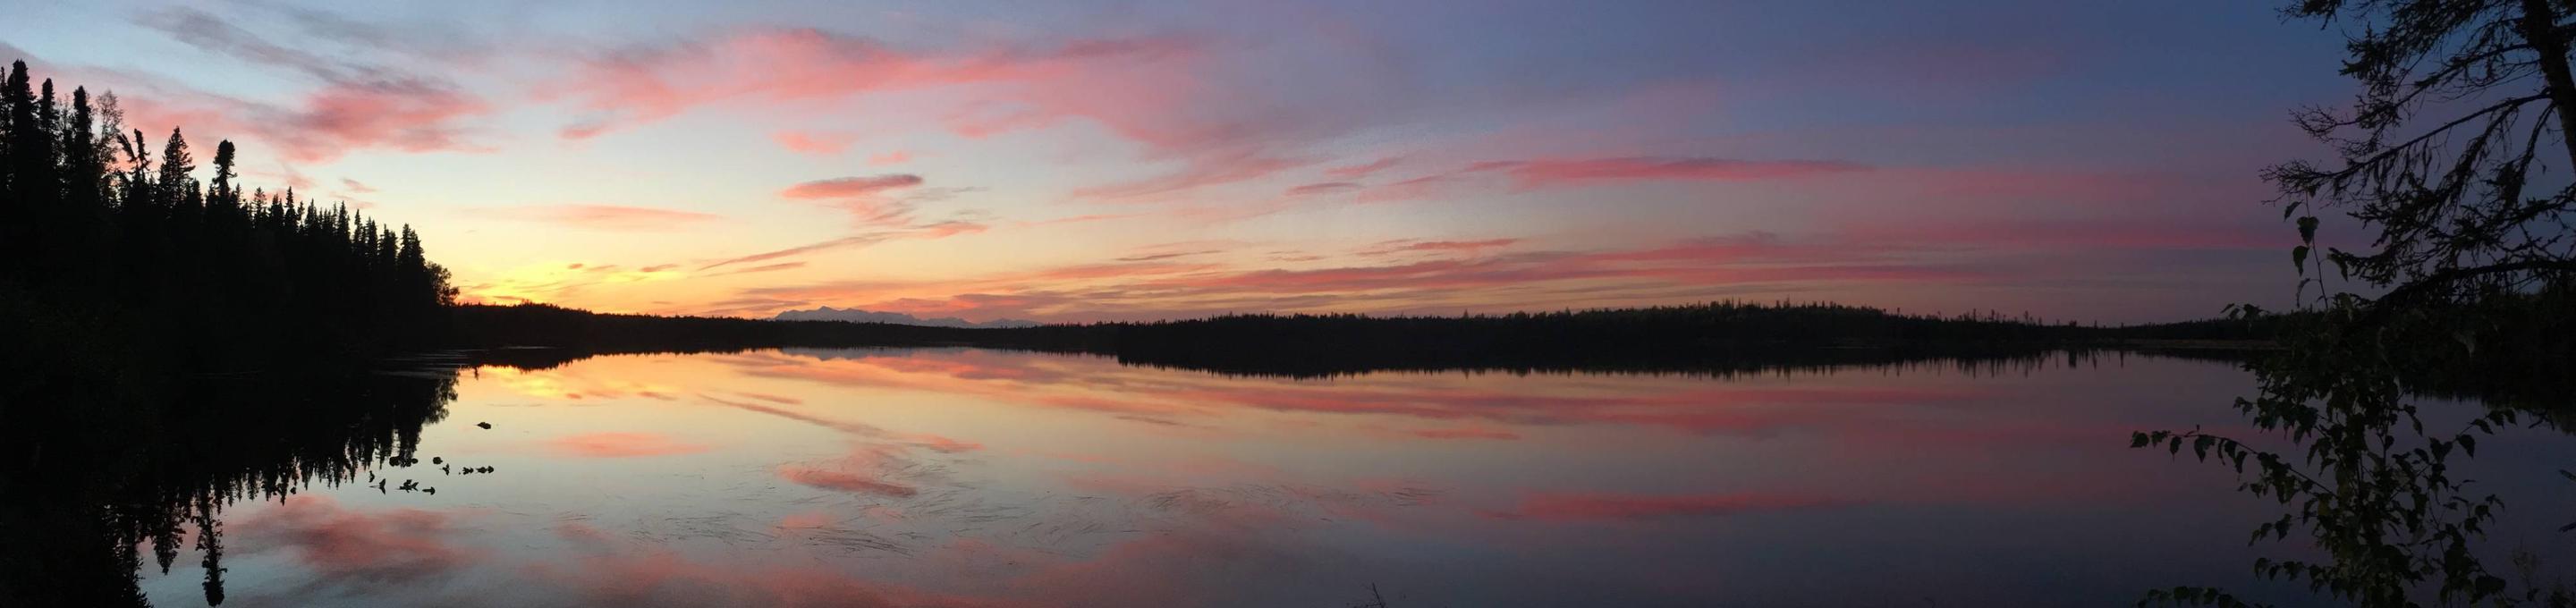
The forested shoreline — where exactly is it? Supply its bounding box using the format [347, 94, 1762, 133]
[448, 300, 2283, 377]
[0, 60, 454, 385]
[0, 60, 466, 564]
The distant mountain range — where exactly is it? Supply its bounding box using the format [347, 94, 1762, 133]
[771, 306, 1042, 329]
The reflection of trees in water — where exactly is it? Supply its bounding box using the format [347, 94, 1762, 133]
[1113, 343, 2245, 380]
[1, 344, 2246, 607]
[454, 300, 2279, 377]
[0, 369, 456, 607]
[501, 340, 2253, 381]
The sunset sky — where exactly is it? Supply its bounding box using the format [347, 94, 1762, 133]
[0, 0, 2351, 323]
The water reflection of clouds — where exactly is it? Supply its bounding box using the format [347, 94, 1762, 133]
[161, 349, 2292, 607]
[233, 496, 479, 587]
[723, 348, 2016, 438]
[1484, 491, 1856, 521]
[474, 365, 687, 402]
[547, 432, 713, 458]
[699, 392, 988, 454]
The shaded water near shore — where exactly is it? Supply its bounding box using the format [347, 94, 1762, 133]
[17, 347, 2575, 607]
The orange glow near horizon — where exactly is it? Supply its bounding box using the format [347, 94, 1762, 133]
[10, 2, 2330, 324]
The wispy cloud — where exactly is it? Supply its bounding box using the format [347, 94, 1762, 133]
[781, 174, 925, 200]
[483, 204, 722, 232]
[546, 432, 712, 457]
[123, 7, 494, 162]
[1322, 156, 1401, 179]
[721, 232, 1964, 321]
[771, 130, 860, 156]
[543, 28, 1195, 140]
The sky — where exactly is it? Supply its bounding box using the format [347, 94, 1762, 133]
[0, 0, 2359, 324]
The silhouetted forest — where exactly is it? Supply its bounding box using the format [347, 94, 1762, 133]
[0, 61, 464, 608]
[1085, 302, 2274, 376]
[453, 300, 2279, 377]
[0, 59, 456, 383]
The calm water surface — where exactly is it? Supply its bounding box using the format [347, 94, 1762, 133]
[128, 348, 2576, 607]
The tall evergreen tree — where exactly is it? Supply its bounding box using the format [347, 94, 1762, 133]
[397, 225, 423, 268]
[4, 63, 53, 205]
[61, 88, 98, 211]
[1, 61, 53, 281]
[35, 80, 55, 143]
[208, 140, 235, 210]
[159, 128, 196, 234]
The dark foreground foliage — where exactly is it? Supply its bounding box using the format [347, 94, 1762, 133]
[2137, 0, 2576, 605]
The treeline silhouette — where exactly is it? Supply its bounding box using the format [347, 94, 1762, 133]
[2280, 284, 2575, 409]
[453, 300, 2276, 377]
[0, 59, 456, 383]
[451, 302, 1114, 356]
[1088, 302, 2271, 376]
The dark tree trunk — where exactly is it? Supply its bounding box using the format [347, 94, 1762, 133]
[2519, 0, 2576, 169]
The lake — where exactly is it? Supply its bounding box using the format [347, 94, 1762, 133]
[98, 347, 2576, 607]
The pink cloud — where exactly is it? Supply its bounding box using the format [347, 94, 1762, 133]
[899, 433, 985, 453]
[545, 28, 1195, 139]
[699, 393, 889, 435]
[547, 432, 713, 458]
[1284, 182, 1360, 196]
[1071, 152, 1310, 200]
[113, 78, 489, 164]
[102, 9, 496, 163]
[867, 150, 913, 165]
[1115, 249, 1225, 262]
[1355, 173, 1459, 204]
[1322, 156, 1401, 179]
[914, 220, 988, 238]
[780, 174, 926, 199]
[234, 495, 475, 583]
[1478, 156, 1865, 188]
[724, 232, 1973, 322]
[777, 466, 919, 497]
[535, 26, 1402, 203]
[773, 130, 860, 156]
[282, 80, 489, 160]
[1357, 238, 1520, 257]
[1411, 427, 1521, 440]
[685, 173, 984, 271]
[699, 235, 894, 271]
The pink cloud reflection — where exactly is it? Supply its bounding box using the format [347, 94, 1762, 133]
[547, 432, 713, 458]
